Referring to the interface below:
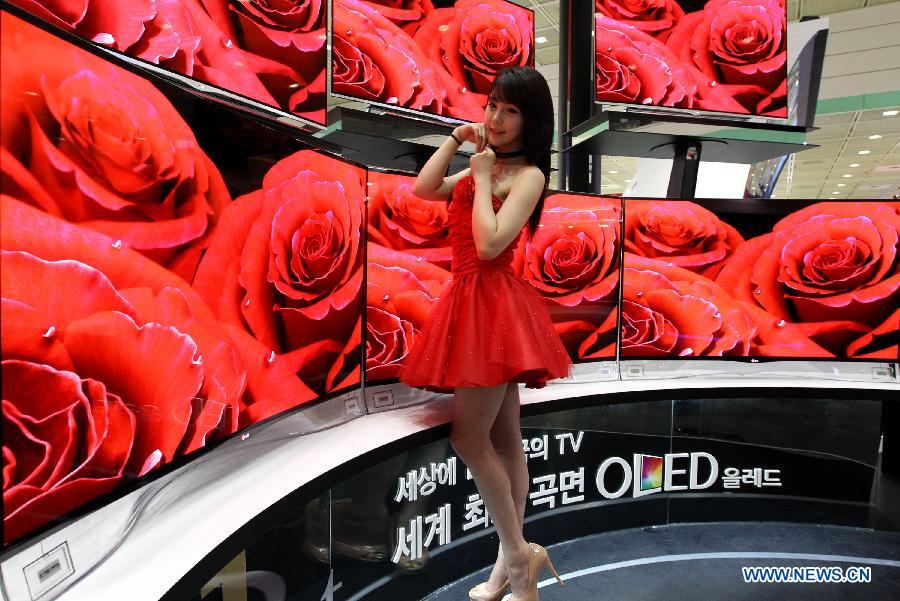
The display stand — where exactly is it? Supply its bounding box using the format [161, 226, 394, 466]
[559, 108, 815, 197]
[319, 106, 470, 174]
[43, 379, 897, 601]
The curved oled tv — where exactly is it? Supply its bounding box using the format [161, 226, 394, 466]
[594, 0, 788, 118]
[331, 0, 535, 123]
[1, 9, 364, 549]
[364, 169, 621, 389]
[6, 0, 327, 125]
[620, 198, 899, 360]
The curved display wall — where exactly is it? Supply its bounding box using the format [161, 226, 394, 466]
[594, 0, 789, 117]
[1, 0, 897, 583]
[7, 0, 329, 124]
[1, 8, 364, 548]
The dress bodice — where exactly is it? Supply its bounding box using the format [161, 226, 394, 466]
[449, 175, 521, 277]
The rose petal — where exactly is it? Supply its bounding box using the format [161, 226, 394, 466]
[62, 311, 201, 474]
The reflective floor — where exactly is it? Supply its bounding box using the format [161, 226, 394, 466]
[426, 521, 900, 601]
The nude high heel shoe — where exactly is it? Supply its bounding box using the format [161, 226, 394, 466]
[469, 579, 510, 601]
[509, 543, 565, 601]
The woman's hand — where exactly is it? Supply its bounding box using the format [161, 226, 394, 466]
[469, 146, 496, 180]
[453, 122, 489, 153]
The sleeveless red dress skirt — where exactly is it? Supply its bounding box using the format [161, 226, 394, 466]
[398, 175, 573, 393]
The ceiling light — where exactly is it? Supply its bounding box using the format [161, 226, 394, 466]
[832, 191, 840, 194]
[536, 36, 548, 44]
[837, 183, 846, 187]
[858, 150, 871, 155]
[625, 179, 632, 182]
[883, 110, 899, 116]
[843, 174, 852, 178]
[849, 163, 861, 168]
[608, 170, 618, 174]
[869, 134, 882, 140]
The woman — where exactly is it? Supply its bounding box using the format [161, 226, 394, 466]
[398, 67, 571, 601]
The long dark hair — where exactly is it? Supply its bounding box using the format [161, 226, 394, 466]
[487, 66, 554, 238]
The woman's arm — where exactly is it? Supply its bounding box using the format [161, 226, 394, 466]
[472, 164, 545, 261]
[412, 124, 482, 200]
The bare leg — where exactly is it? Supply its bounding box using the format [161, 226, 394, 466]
[451, 384, 531, 597]
[485, 383, 529, 591]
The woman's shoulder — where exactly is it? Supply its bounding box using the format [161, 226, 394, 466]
[513, 164, 544, 179]
[510, 165, 546, 188]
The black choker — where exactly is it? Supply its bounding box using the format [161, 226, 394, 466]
[491, 147, 526, 158]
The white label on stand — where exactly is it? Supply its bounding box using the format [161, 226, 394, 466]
[625, 365, 644, 377]
[24, 542, 74, 599]
[372, 391, 394, 408]
[344, 395, 361, 415]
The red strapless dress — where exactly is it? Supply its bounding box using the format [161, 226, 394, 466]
[398, 175, 573, 393]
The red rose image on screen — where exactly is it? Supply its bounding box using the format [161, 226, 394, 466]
[717, 202, 900, 359]
[595, 0, 788, 117]
[2, 359, 133, 545]
[367, 171, 452, 270]
[512, 193, 621, 359]
[665, 0, 787, 116]
[624, 200, 744, 278]
[594, 15, 700, 108]
[7, 0, 327, 124]
[198, 0, 327, 123]
[517, 194, 620, 306]
[193, 150, 366, 422]
[365, 0, 436, 33]
[595, 0, 684, 39]
[621, 254, 832, 358]
[1, 12, 231, 280]
[366, 243, 451, 379]
[332, 0, 531, 122]
[1, 201, 246, 544]
[414, 0, 534, 103]
[6, 0, 158, 51]
[332, 0, 474, 118]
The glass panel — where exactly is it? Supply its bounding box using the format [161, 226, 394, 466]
[669, 396, 882, 525]
[191, 490, 332, 601]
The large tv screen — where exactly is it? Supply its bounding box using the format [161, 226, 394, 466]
[332, 0, 535, 122]
[594, 0, 788, 118]
[365, 170, 620, 387]
[620, 199, 899, 360]
[6, 0, 327, 124]
[1, 10, 364, 548]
